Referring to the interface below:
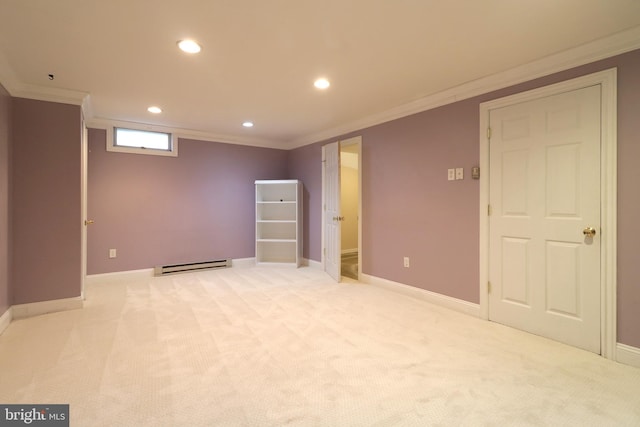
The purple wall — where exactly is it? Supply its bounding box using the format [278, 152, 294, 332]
[363, 102, 479, 301]
[0, 83, 10, 314]
[87, 130, 288, 274]
[12, 98, 82, 304]
[289, 49, 640, 348]
[287, 144, 322, 262]
[290, 102, 480, 302]
[615, 51, 640, 349]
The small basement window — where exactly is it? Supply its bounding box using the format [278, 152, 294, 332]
[107, 126, 177, 156]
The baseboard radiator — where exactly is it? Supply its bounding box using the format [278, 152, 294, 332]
[154, 259, 231, 276]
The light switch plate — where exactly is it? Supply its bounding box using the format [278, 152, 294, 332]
[455, 168, 464, 180]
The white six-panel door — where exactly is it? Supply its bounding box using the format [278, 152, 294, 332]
[488, 85, 601, 353]
[323, 141, 341, 282]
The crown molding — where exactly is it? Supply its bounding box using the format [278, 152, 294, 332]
[0, 52, 89, 105]
[85, 117, 286, 150]
[0, 50, 20, 95]
[287, 25, 640, 149]
[11, 82, 88, 106]
[81, 94, 93, 121]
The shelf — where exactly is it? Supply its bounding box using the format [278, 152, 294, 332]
[257, 201, 296, 221]
[255, 181, 299, 203]
[255, 180, 302, 267]
[256, 240, 297, 264]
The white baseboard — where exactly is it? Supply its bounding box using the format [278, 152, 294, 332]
[84, 257, 274, 282]
[230, 257, 256, 269]
[341, 248, 358, 255]
[616, 343, 640, 369]
[361, 273, 481, 318]
[0, 307, 12, 335]
[85, 268, 154, 285]
[11, 296, 83, 320]
[303, 258, 323, 269]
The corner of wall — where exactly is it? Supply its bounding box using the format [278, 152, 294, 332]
[0, 295, 86, 336]
[0, 79, 12, 322]
[0, 306, 12, 336]
[302, 258, 323, 269]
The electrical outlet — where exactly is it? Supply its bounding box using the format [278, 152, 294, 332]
[455, 168, 464, 180]
[109, 249, 117, 259]
[447, 169, 455, 181]
[403, 257, 410, 268]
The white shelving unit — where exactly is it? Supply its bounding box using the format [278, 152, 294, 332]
[255, 179, 302, 267]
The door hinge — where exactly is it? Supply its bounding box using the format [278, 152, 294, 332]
[487, 127, 492, 140]
[488, 281, 491, 293]
[488, 205, 492, 216]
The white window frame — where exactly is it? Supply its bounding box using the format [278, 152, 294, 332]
[106, 125, 178, 157]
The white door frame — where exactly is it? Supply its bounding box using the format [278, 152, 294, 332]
[81, 122, 88, 299]
[479, 68, 617, 360]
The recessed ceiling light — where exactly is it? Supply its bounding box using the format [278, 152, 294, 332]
[242, 121, 254, 128]
[314, 78, 330, 89]
[177, 39, 201, 54]
[147, 106, 162, 114]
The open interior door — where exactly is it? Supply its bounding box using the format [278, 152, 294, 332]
[323, 141, 341, 281]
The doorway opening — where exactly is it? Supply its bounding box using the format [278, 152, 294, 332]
[340, 141, 360, 279]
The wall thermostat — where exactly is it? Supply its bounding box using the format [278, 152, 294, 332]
[472, 166, 480, 179]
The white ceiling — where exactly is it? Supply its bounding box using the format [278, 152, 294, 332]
[1, 0, 640, 149]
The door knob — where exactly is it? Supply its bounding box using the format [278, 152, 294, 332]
[583, 227, 596, 237]
[84, 219, 95, 226]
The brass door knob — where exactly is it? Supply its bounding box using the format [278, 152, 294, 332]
[84, 219, 95, 226]
[583, 227, 596, 237]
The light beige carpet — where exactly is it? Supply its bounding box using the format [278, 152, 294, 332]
[1, 267, 639, 426]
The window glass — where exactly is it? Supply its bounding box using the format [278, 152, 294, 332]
[114, 127, 171, 151]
